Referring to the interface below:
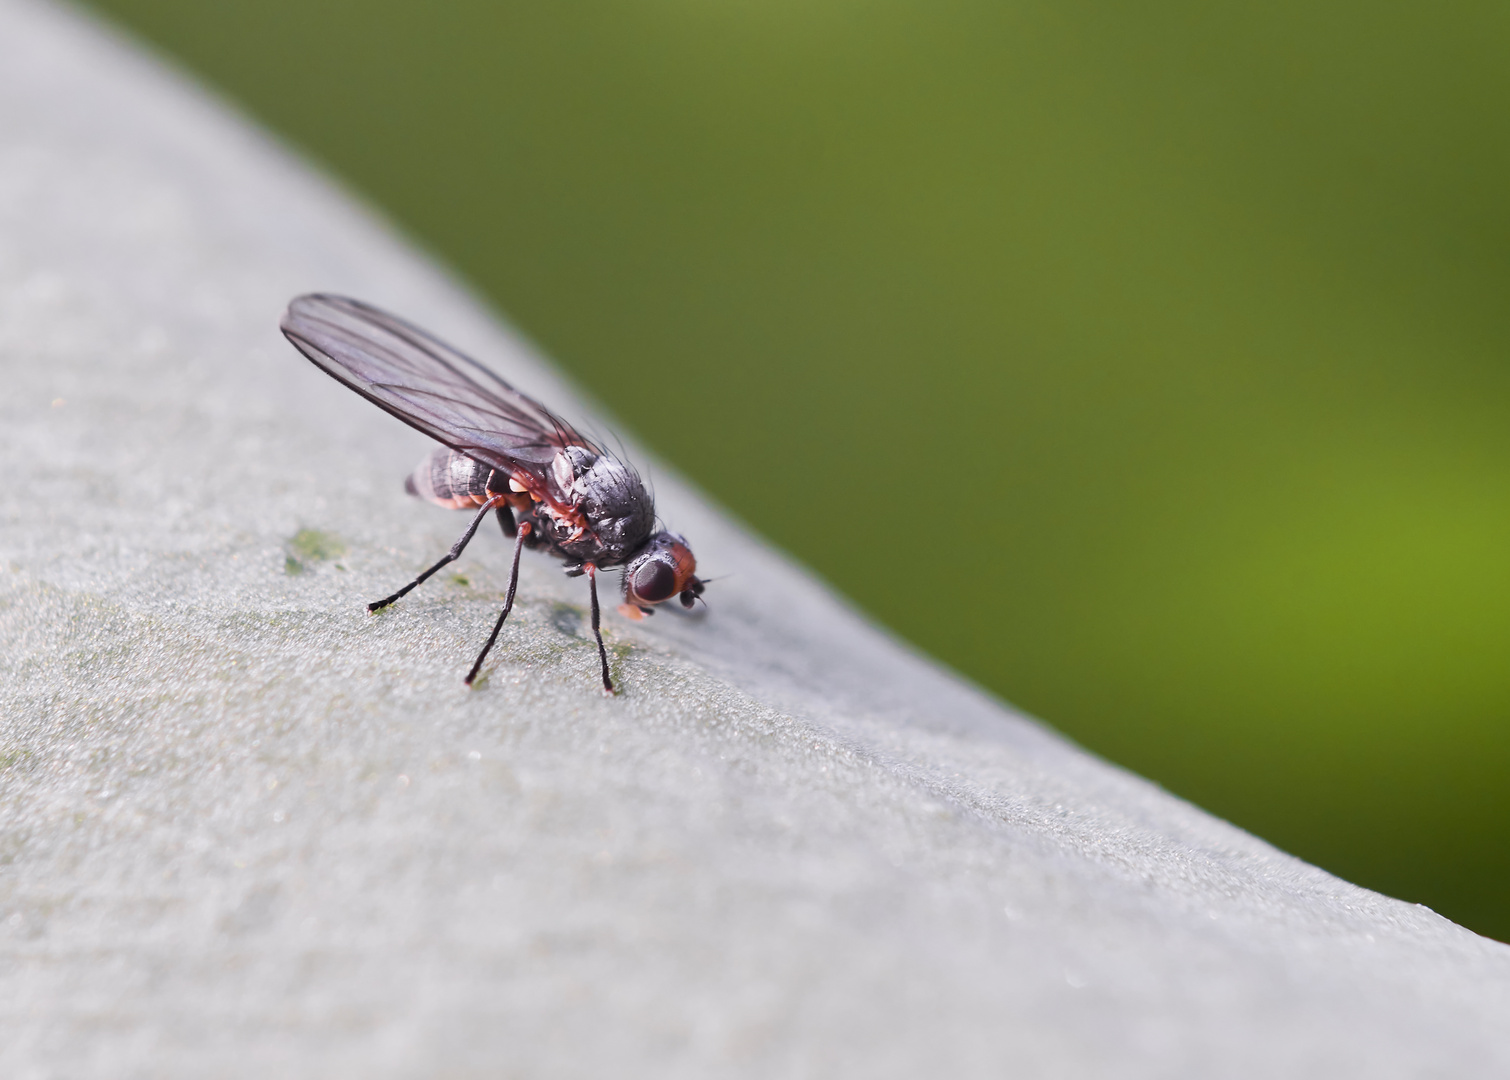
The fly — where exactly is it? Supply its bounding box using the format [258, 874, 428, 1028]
[281, 294, 705, 694]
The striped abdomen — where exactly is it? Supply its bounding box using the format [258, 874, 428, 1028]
[404, 447, 497, 509]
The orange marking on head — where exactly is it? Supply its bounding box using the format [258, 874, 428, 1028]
[667, 541, 698, 594]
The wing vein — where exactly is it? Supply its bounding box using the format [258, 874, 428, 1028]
[281, 294, 598, 476]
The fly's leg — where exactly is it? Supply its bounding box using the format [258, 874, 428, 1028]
[496, 505, 517, 539]
[368, 495, 503, 612]
[465, 521, 532, 685]
[587, 564, 615, 695]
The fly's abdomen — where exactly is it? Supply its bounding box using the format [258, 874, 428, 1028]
[405, 448, 495, 509]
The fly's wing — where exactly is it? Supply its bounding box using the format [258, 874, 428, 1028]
[281, 294, 595, 477]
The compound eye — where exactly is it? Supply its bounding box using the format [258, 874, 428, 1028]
[632, 559, 677, 603]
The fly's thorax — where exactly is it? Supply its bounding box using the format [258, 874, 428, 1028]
[406, 448, 494, 509]
[549, 447, 654, 563]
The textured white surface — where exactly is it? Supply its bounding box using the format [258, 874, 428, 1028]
[2, 1, 1509, 1076]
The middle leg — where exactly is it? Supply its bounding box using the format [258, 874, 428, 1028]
[464, 521, 533, 685]
[586, 564, 615, 695]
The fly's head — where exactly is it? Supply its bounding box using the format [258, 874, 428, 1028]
[623, 531, 704, 611]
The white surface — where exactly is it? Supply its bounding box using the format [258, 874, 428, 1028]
[1, 1, 1508, 1076]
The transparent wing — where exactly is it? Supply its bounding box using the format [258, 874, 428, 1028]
[281, 294, 595, 475]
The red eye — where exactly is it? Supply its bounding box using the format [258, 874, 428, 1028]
[632, 559, 677, 603]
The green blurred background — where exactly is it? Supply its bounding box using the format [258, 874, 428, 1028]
[81, 0, 1510, 940]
